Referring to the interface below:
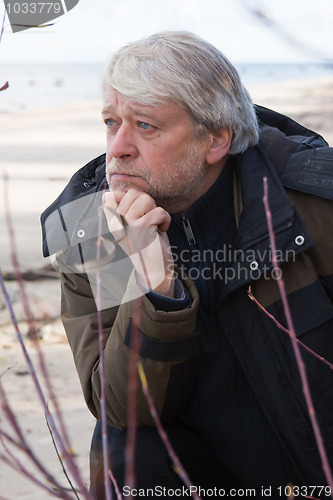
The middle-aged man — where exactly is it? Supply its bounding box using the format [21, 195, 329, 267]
[41, 32, 333, 499]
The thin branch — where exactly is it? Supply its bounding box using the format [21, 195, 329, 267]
[0, 365, 14, 379]
[0, 5, 9, 91]
[248, 287, 333, 370]
[104, 201, 142, 496]
[0, 438, 68, 498]
[262, 176, 333, 493]
[0, 271, 90, 496]
[137, 362, 201, 500]
[11, 22, 55, 28]
[0, 428, 24, 451]
[0, 385, 73, 499]
[238, 0, 333, 64]
[3, 171, 37, 340]
[124, 298, 142, 496]
[96, 205, 112, 500]
[0, 3, 7, 46]
[3, 171, 68, 437]
[111, 204, 197, 497]
[1, 171, 92, 498]
[45, 415, 81, 500]
[0, 81, 9, 91]
[109, 469, 123, 500]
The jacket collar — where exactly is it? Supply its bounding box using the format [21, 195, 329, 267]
[221, 144, 314, 298]
[41, 154, 107, 258]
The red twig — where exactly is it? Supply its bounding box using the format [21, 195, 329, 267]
[120, 215, 197, 497]
[117, 216, 142, 497]
[101, 198, 196, 497]
[0, 439, 67, 498]
[124, 297, 142, 497]
[45, 416, 80, 499]
[138, 362, 201, 500]
[3, 171, 37, 339]
[262, 176, 333, 494]
[109, 468, 124, 500]
[11, 22, 55, 28]
[248, 288, 333, 370]
[0, 384, 73, 499]
[0, 81, 9, 91]
[1, 172, 92, 498]
[0, 272, 68, 461]
[0, 4, 7, 46]
[1, 4, 9, 91]
[3, 171, 71, 446]
[96, 206, 112, 500]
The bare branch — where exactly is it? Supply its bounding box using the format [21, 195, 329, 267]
[0, 384, 73, 499]
[138, 362, 201, 500]
[248, 287, 333, 370]
[45, 415, 81, 500]
[238, 0, 333, 64]
[1, 172, 93, 498]
[262, 176, 333, 493]
[124, 299, 142, 495]
[95, 206, 113, 500]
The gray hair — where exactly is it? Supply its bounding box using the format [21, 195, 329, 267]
[103, 31, 259, 155]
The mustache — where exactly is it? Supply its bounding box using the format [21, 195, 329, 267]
[107, 159, 150, 180]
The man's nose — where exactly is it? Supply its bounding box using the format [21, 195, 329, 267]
[109, 124, 138, 159]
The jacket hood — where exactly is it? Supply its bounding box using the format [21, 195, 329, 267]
[255, 105, 327, 146]
[255, 105, 333, 201]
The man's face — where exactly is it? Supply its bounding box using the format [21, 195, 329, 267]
[102, 88, 214, 212]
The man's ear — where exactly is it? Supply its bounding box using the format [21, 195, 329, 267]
[206, 129, 232, 165]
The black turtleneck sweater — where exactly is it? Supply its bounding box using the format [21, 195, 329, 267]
[148, 159, 301, 490]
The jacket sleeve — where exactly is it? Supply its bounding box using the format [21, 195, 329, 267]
[59, 264, 200, 429]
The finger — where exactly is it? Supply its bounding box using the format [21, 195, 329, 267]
[102, 192, 118, 224]
[103, 192, 117, 215]
[102, 192, 124, 234]
[124, 198, 158, 226]
[111, 190, 128, 205]
[116, 189, 155, 219]
[102, 190, 126, 210]
[132, 206, 171, 233]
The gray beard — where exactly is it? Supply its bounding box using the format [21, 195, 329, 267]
[106, 142, 206, 212]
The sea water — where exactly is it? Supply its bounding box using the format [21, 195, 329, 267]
[0, 62, 332, 114]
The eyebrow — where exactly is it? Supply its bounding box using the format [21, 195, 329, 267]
[101, 107, 112, 115]
[133, 109, 164, 125]
[101, 105, 163, 126]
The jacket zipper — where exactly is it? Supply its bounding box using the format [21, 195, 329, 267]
[182, 214, 196, 245]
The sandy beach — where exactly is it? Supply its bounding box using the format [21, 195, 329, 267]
[1, 74, 333, 499]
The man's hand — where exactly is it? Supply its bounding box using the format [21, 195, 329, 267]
[103, 189, 175, 297]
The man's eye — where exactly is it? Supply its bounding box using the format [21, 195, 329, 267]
[105, 118, 116, 127]
[138, 121, 153, 130]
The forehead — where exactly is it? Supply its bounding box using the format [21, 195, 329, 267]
[102, 88, 193, 126]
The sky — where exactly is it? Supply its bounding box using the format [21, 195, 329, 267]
[1, 0, 333, 65]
